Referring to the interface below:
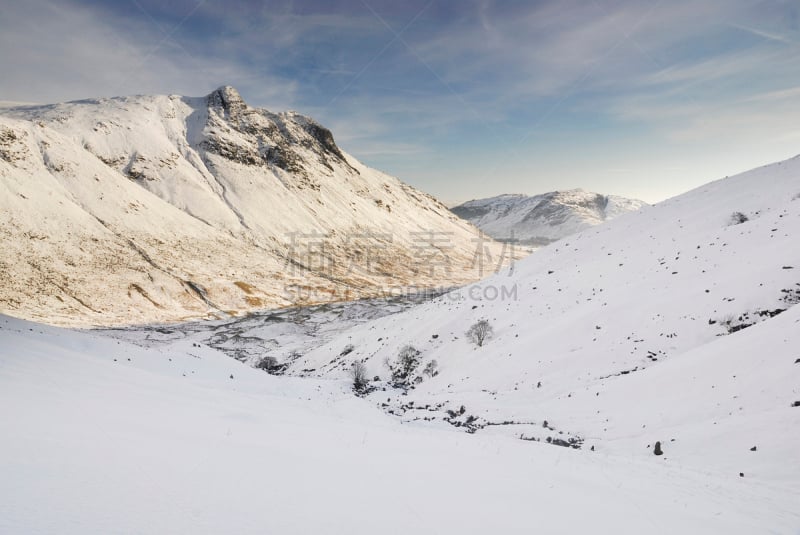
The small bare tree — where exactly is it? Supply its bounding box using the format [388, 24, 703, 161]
[423, 359, 439, 377]
[729, 211, 749, 225]
[350, 361, 368, 392]
[388, 345, 421, 385]
[466, 319, 493, 347]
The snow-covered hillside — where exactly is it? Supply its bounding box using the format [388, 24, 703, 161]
[0, 87, 503, 327]
[451, 190, 647, 246]
[286, 156, 800, 485]
[2, 312, 798, 533]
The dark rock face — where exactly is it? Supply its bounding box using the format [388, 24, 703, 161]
[451, 205, 492, 220]
[520, 192, 608, 227]
[207, 86, 247, 118]
[199, 136, 261, 167]
[521, 195, 565, 226]
[264, 144, 303, 174]
[303, 122, 346, 162]
[578, 193, 608, 211]
[199, 85, 353, 179]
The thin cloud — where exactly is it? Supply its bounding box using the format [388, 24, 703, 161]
[728, 23, 794, 45]
[0, 0, 798, 204]
[0, 0, 299, 106]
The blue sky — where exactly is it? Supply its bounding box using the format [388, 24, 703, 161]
[1, 0, 799, 203]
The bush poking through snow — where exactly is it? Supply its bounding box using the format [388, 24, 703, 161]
[387, 345, 421, 387]
[423, 359, 439, 377]
[350, 361, 368, 393]
[256, 356, 279, 371]
[729, 211, 749, 225]
[467, 319, 494, 347]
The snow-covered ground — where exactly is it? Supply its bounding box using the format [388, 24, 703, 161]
[451, 190, 647, 246]
[2, 313, 797, 534]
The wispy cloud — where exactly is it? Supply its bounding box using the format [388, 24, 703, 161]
[0, 0, 299, 107]
[0, 0, 798, 203]
[728, 23, 795, 45]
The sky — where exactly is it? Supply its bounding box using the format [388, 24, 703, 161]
[1, 0, 799, 204]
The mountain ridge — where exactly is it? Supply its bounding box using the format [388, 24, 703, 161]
[452, 188, 647, 245]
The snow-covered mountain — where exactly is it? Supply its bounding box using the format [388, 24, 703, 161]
[0, 87, 505, 327]
[451, 190, 647, 245]
[280, 155, 800, 484]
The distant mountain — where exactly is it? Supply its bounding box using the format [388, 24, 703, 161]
[0, 86, 505, 326]
[451, 190, 647, 246]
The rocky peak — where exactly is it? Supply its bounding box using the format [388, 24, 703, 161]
[198, 85, 354, 177]
[207, 85, 247, 117]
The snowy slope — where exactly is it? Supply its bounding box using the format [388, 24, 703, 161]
[0, 87, 504, 327]
[452, 190, 647, 246]
[1, 313, 798, 533]
[288, 156, 800, 484]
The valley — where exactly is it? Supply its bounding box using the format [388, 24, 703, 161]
[3, 152, 791, 532]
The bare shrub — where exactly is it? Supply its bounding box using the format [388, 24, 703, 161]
[729, 211, 749, 225]
[423, 359, 439, 377]
[350, 361, 368, 392]
[256, 356, 278, 371]
[387, 345, 421, 386]
[466, 319, 493, 347]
